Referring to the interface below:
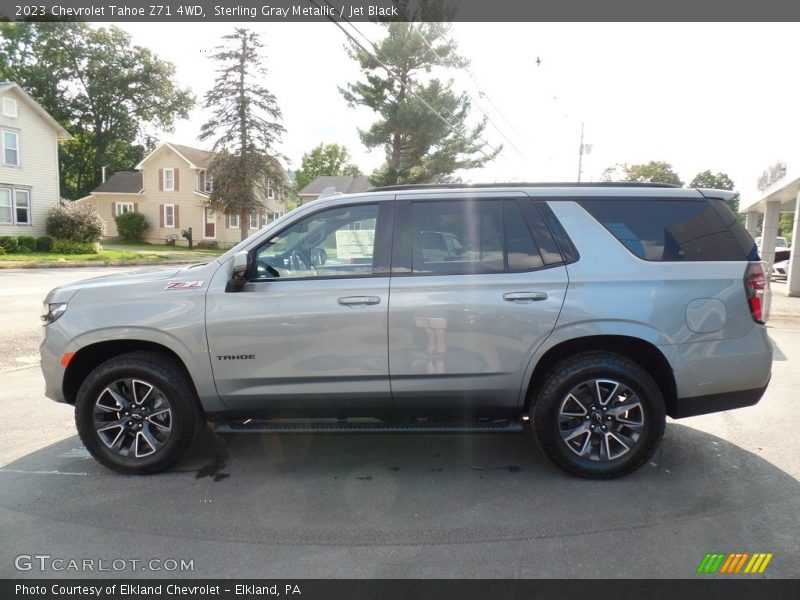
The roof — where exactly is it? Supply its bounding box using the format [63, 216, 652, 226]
[0, 82, 71, 140]
[135, 142, 214, 170]
[298, 175, 371, 196]
[92, 171, 143, 194]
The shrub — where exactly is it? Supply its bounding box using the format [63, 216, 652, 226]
[17, 235, 37, 251]
[51, 238, 102, 254]
[114, 211, 148, 242]
[17, 245, 31, 254]
[0, 246, 5, 255]
[46, 202, 104, 243]
[0, 236, 19, 253]
[36, 236, 53, 252]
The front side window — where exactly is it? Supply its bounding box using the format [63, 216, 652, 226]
[164, 204, 175, 228]
[14, 189, 30, 224]
[0, 187, 11, 223]
[163, 168, 174, 191]
[3, 131, 19, 166]
[254, 203, 378, 280]
[116, 202, 134, 216]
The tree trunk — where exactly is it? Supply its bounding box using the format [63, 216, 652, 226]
[240, 209, 248, 241]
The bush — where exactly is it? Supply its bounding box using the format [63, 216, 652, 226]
[36, 236, 53, 252]
[51, 238, 102, 255]
[0, 236, 18, 253]
[0, 246, 5, 255]
[17, 245, 31, 254]
[114, 211, 148, 242]
[17, 235, 36, 251]
[46, 202, 104, 243]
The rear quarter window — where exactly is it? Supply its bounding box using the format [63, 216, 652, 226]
[578, 198, 752, 261]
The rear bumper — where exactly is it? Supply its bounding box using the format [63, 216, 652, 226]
[669, 377, 770, 419]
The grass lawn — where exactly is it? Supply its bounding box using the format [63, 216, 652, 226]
[0, 242, 226, 264]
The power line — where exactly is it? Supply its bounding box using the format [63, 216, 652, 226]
[407, 22, 529, 162]
[311, 0, 500, 162]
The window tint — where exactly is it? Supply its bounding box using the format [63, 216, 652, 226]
[411, 200, 504, 274]
[255, 204, 378, 280]
[504, 201, 544, 271]
[579, 199, 750, 261]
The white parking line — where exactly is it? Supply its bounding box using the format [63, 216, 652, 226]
[0, 469, 88, 476]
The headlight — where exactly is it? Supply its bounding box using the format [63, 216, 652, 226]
[41, 302, 68, 325]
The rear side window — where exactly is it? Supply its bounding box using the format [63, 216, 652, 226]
[578, 198, 752, 261]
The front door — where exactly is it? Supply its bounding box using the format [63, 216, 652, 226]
[205, 200, 394, 415]
[204, 207, 216, 239]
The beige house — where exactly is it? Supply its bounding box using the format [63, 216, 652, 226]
[79, 142, 287, 248]
[0, 82, 71, 236]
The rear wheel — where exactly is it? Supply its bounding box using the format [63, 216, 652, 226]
[75, 352, 199, 474]
[533, 352, 665, 478]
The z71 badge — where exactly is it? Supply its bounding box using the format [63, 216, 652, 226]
[164, 281, 205, 290]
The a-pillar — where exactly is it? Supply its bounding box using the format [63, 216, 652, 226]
[745, 211, 759, 236]
[787, 190, 800, 297]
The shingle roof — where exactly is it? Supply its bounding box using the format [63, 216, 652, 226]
[167, 143, 215, 169]
[92, 171, 143, 194]
[298, 176, 371, 196]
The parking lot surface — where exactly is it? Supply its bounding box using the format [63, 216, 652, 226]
[1, 268, 798, 578]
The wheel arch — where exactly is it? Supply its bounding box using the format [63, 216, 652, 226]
[524, 335, 677, 417]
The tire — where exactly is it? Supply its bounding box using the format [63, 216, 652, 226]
[532, 352, 666, 479]
[75, 351, 200, 474]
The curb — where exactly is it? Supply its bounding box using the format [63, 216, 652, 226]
[0, 259, 204, 269]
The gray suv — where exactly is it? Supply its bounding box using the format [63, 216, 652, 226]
[40, 183, 772, 478]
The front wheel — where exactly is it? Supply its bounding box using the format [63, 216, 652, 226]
[75, 352, 200, 474]
[533, 352, 666, 479]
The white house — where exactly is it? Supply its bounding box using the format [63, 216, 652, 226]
[0, 82, 71, 236]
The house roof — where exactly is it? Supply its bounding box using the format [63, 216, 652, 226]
[298, 175, 371, 196]
[92, 171, 143, 194]
[135, 142, 215, 170]
[0, 82, 71, 140]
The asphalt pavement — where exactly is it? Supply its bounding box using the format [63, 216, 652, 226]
[1, 268, 798, 578]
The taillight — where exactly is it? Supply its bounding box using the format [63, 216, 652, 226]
[745, 262, 767, 323]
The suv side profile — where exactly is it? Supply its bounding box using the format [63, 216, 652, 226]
[40, 183, 772, 478]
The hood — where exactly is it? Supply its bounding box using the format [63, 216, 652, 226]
[44, 263, 215, 304]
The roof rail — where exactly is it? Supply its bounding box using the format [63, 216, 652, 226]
[370, 182, 681, 192]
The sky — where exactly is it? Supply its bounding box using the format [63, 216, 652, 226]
[115, 22, 800, 203]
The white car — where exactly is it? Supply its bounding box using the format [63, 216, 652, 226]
[772, 259, 790, 280]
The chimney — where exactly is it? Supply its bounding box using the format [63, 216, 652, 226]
[101, 166, 107, 183]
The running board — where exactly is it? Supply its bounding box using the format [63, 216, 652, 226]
[212, 419, 524, 435]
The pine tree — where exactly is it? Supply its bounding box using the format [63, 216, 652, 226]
[199, 28, 285, 241]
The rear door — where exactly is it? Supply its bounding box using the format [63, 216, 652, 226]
[388, 192, 569, 415]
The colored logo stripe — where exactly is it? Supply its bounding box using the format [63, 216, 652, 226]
[697, 553, 773, 574]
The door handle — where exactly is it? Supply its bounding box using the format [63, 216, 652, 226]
[337, 296, 381, 307]
[503, 291, 548, 303]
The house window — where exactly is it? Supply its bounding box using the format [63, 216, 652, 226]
[3, 131, 19, 166]
[14, 189, 30, 224]
[250, 212, 259, 229]
[116, 202, 134, 216]
[267, 180, 274, 199]
[164, 204, 175, 228]
[163, 168, 175, 191]
[0, 188, 11, 223]
[205, 177, 213, 193]
[228, 213, 239, 228]
[2, 98, 17, 118]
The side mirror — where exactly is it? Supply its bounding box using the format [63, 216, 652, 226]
[226, 250, 250, 292]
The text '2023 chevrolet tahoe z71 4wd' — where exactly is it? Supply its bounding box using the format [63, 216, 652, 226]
[40, 183, 772, 478]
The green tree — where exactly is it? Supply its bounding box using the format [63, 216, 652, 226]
[340, 18, 499, 186]
[689, 170, 739, 214]
[200, 28, 285, 241]
[294, 143, 362, 192]
[622, 161, 684, 186]
[0, 22, 195, 199]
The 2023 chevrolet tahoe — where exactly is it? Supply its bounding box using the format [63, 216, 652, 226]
[40, 183, 773, 478]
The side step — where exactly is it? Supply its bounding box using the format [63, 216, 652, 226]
[213, 418, 524, 435]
